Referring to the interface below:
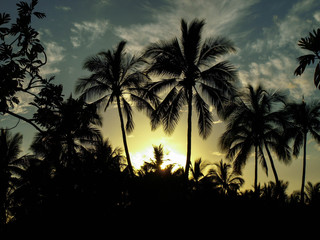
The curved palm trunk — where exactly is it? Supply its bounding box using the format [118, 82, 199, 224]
[254, 145, 258, 194]
[116, 97, 134, 177]
[265, 143, 279, 185]
[185, 88, 193, 181]
[301, 132, 307, 204]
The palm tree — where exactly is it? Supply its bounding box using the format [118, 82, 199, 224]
[76, 41, 157, 177]
[219, 84, 289, 192]
[208, 159, 244, 196]
[0, 129, 28, 230]
[190, 158, 208, 186]
[144, 19, 237, 180]
[261, 181, 288, 202]
[139, 144, 176, 176]
[294, 28, 320, 89]
[284, 99, 320, 204]
[305, 181, 320, 205]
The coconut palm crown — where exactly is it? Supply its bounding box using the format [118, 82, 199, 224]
[144, 18, 237, 179]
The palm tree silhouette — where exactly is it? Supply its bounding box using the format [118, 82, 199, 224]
[144, 19, 237, 180]
[208, 159, 244, 196]
[294, 28, 320, 89]
[261, 181, 288, 202]
[189, 158, 208, 187]
[76, 41, 156, 177]
[305, 181, 320, 205]
[284, 99, 320, 204]
[0, 129, 28, 230]
[219, 84, 289, 192]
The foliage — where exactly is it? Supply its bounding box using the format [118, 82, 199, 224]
[294, 28, 320, 89]
[76, 40, 159, 177]
[284, 99, 320, 203]
[2, 2, 320, 234]
[0, 0, 46, 114]
[144, 18, 237, 179]
[219, 84, 290, 191]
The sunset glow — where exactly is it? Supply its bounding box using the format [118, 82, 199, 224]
[131, 145, 186, 171]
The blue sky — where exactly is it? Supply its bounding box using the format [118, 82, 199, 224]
[1, 0, 320, 193]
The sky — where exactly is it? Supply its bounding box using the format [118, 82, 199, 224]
[1, 0, 320, 193]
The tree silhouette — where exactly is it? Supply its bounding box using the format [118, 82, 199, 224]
[0, 129, 28, 231]
[261, 181, 288, 203]
[31, 95, 102, 169]
[208, 159, 244, 196]
[294, 28, 320, 89]
[144, 19, 237, 180]
[219, 84, 289, 192]
[305, 181, 320, 206]
[0, 0, 48, 132]
[76, 41, 157, 177]
[284, 99, 320, 204]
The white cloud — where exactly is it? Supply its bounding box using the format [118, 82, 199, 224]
[114, 0, 258, 52]
[70, 19, 109, 48]
[41, 41, 65, 76]
[55, 6, 71, 11]
[212, 151, 224, 156]
[241, 0, 320, 100]
[314, 11, 320, 22]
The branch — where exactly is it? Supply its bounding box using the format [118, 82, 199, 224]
[5, 110, 43, 133]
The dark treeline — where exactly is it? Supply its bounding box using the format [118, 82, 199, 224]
[1, 0, 320, 234]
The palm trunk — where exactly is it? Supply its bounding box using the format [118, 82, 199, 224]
[265, 143, 279, 185]
[301, 132, 307, 204]
[116, 96, 134, 177]
[254, 145, 258, 194]
[185, 88, 193, 181]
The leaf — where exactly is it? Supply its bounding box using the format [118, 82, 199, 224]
[314, 62, 320, 89]
[31, 0, 39, 8]
[33, 12, 46, 19]
[0, 13, 11, 25]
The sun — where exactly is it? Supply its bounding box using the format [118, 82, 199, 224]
[131, 145, 186, 171]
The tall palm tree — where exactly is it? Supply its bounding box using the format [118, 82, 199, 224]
[294, 28, 320, 89]
[219, 84, 289, 192]
[76, 41, 157, 177]
[144, 19, 237, 180]
[208, 159, 244, 196]
[76, 41, 153, 176]
[284, 99, 320, 204]
[0, 129, 28, 230]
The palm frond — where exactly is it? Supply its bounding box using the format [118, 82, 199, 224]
[144, 38, 184, 77]
[83, 54, 107, 72]
[198, 36, 236, 67]
[150, 86, 179, 131]
[201, 60, 238, 84]
[294, 54, 316, 76]
[121, 97, 134, 133]
[194, 91, 213, 139]
[162, 88, 186, 134]
[258, 144, 268, 176]
[130, 93, 155, 119]
[147, 78, 178, 95]
[181, 18, 205, 65]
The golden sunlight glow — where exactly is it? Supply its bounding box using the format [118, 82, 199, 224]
[131, 145, 186, 171]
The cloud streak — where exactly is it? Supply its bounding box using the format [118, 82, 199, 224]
[114, 0, 258, 52]
[239, 0, 320, 100]
[70, 19, 109, 48]
[41, 41, 66, 76]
